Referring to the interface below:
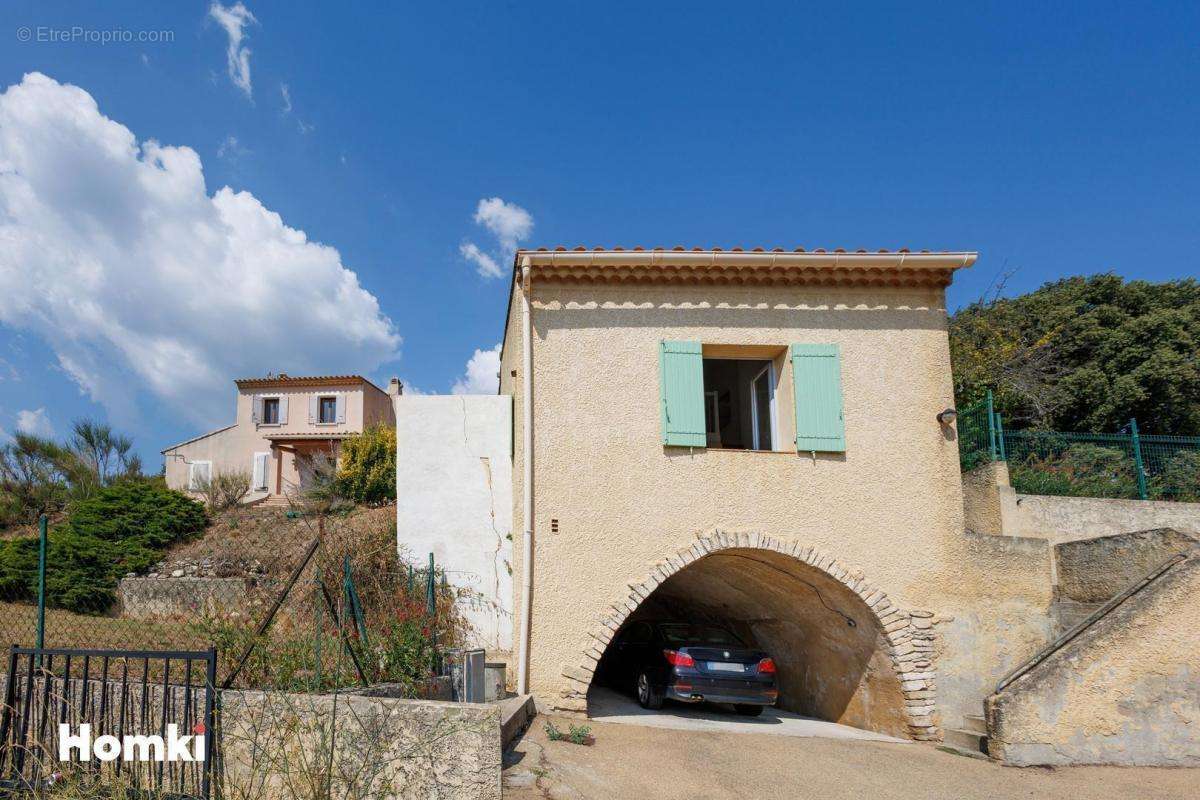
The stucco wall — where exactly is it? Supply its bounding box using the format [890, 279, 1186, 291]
[500, 279, 1062, 738]
[1010, 494, 1200, 543]
[395, 395, 514, 651]
[961, 462, 1200, 543]
[986, 554, 1200, 766]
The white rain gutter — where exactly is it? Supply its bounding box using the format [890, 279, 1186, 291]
[518, 250, 977, 270]
[516, 260, 534, 695]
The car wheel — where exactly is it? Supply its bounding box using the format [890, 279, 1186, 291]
[636, 670, 663, 710]
[734, 704, 764, 717]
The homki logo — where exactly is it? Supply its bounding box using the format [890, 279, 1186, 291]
[58, 724, 206, 762]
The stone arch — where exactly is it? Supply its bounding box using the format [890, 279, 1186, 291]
[559, 530, 938, 740]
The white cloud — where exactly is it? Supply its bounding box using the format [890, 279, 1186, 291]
[460, 196, 532, 279]
[279, 83, 313, 134]
[459, 242, 502, 279]
[0, 73, 401, 429]
[216, 134, 248, 160]
[208, 2, 257, 99]
[451, 344, 501, 395]
[15, 408, 53, 437]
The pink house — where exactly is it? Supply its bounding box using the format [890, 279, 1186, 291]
[161, 374, 398, 504]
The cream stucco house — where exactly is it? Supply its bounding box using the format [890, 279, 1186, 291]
[163, 374, 397, 504]
[497, 246, 1009, 741]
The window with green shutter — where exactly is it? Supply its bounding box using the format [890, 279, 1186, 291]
[790, 343, 845, 452]
[659, 341, 707, 447]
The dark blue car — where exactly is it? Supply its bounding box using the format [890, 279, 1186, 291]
[607, 621, 778, 716]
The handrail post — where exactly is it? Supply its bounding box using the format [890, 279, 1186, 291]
[1129, 418, 1148, 500]
[985, 390, 998, 462]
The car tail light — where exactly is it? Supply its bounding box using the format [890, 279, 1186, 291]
[663, 649, 695, 668]
[756, 657, 777, 674]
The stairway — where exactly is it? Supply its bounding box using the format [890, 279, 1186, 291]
[942, 713, 988, 756]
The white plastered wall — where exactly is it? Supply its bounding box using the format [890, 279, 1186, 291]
[394, 395, 514, 652]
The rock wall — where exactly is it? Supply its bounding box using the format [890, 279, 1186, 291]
[221, 689, 502, 799]
[117, 576, 254, 620]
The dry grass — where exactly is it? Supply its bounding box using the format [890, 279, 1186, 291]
[0, 600, 210, 651]
[168, 504, 397, 577]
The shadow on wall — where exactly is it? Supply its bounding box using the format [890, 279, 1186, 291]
[592, 547, 910, 738]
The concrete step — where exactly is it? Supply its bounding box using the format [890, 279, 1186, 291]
[1051, 599, 1105, 636]
[962, 714, 987, 735]
[943, 727, 988, 756]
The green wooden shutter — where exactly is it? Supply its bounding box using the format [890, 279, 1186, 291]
[659, 340, 706, 447]
[791, 343, 845, 452]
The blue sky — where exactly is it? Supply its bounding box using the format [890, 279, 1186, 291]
[0, 2, 1197, 467]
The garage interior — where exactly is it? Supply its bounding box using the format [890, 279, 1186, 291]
[592, 547, 910, 738]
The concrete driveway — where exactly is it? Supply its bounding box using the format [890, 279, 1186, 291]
[503, 714, 1200, 800]
[586, 686, 906, 742]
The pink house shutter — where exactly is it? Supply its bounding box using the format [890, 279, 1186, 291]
[251, 396, 263, 424]
[279, 396, 289, 425]
[308, 396, 318, 423]
[335, 394, 346, 424]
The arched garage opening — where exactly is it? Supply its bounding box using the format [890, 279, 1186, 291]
[577, 533, 934, 740]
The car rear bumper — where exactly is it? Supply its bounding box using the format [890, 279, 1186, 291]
[667, 683, 778, 706]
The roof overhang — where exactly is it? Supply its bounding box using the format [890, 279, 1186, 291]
[234, 375, 379, 392]
[263, 433, 358, 441]
[516, 248, 976, 289]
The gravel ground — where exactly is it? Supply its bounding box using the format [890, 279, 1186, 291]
[504, 714, 1198, 800]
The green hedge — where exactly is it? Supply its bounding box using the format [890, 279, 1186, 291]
[0, 481, 207, 614]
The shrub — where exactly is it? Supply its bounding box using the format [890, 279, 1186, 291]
[1159, 450, 1200, 502]
[0, 482, 208, 614]
[1009, 443, 1141, 499]
[336, 425, 396, 504]
[196, 470, 252, 510]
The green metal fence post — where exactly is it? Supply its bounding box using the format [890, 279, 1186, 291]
[1129, 418, 1148, 500]
[994, 412, 1007, 461]
[985, 391, 998, 462]
[35, 514, 47, 655]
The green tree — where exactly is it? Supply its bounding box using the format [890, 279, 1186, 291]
[336, 425, 397, 504]
[951, 274, 1200, 434]
[0, 433, 70, 524]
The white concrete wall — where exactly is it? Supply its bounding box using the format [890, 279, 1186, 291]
[395, 395, 513, 652]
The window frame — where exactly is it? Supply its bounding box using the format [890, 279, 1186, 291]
[749, 361, 778, 452]
[260, 396, 281, 426]
[187, 460, 212, 491]
[317, 395, 338, 425]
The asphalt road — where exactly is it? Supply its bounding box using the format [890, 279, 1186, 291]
[504, 714, 1198, 800]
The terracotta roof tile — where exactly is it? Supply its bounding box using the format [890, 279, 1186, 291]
[521, 246, 967, 255]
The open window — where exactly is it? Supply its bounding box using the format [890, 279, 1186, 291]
[701, 358, 777, 451]
[660, 341, 843, 453]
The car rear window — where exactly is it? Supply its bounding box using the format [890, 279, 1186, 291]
[657, 624, 744, 647]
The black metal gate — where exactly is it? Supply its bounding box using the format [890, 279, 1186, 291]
[0, 646, 218, 799]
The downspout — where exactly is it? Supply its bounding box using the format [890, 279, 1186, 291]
[516, 260, 534, 695]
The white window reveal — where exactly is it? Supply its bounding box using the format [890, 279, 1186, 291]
[251, 452, 271, 492]
[187, 461, 212, 491]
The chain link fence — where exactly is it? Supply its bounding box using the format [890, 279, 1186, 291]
[0, 500, 465, 694]
[958, 392, 1200, 502]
